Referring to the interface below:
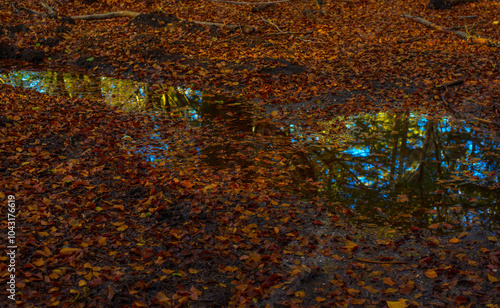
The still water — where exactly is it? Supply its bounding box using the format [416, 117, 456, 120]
[2, 66, 499, 234]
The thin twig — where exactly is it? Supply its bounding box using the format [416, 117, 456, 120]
[11, 3, 21, 14]
[472, 117, 500, 128]
[17, 5, 45, 16]
[297, 36, 326, 44]
[355, 257, 408, 264]
[261, 16, 284, 33]
[265, 31, 313, 36]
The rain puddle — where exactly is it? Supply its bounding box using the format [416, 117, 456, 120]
[2, 65, 499, 235]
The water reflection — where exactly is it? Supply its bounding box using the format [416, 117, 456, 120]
[2, 66, 499, 234]
[0, 67, 252, 122]
[289, 112, 500, 233]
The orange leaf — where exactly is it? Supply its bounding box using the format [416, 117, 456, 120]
[448, 238, 460, 244]
[382, 277, 396, 286]
[363, 285, 379, 294]
[60, 248, 79, 255]
[181, 180, 193, 188]
[428, 223, 440, 229]
[425, 269, 438, 279]
[488, 274, 499, 283]
[397, 194, 409, 202]
[33, 258, 45, 267]
[62, 175, 74, 182]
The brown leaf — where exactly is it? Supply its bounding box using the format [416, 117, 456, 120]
[382, 277, 396, 286]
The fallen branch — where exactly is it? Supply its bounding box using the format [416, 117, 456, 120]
[209, 0, 289, 4]
[16, 6, 257, 33]
[402, 13, 500, 47]
[72, 11, 140, 20]
[190, 20, 255, 34]
[15, 4, 45, 16]
[266, 31, 313, 36]
[436, 79, 464, 89]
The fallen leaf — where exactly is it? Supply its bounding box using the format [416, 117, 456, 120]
[60, 248, 79, 255]
[425, 269, 438, 279]
[387, 299, 407, 308]
[383, 277, 396, 286]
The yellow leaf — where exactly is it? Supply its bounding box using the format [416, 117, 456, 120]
[488, 274, 499, 283]
[203, 184, 217, 192]
[117, 225, 128, 231]
[385, 288, 398, 293]
[449, 238, 460, 244]
[78, 280, 87, 286]
[316, 297, 326, 302]
[487, 236, 497, 242]
[387, 299, 408, 308]
[294, 291, 305, 298]
[425, 269, 438, 279]
[345, 240, 358, 252]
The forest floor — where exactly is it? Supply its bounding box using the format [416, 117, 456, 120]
[1, 0, 500, 307]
